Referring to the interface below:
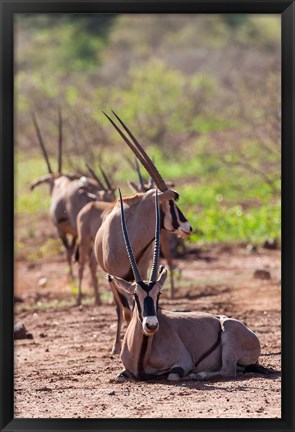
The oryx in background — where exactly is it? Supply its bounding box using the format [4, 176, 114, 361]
[110, 190, 267, 382]
[94, 111, 192, 353]
[75, 200, 114, 306]
[73, 164, 116, 305]
[30, 111, 114, 291]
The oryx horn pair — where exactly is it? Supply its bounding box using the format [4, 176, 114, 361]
[86, 163, 113, 192]
[103, 110, 167, 192]
[119, 188, 160, 284]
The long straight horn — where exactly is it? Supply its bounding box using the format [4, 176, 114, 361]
[149, 156, 155, 188]
[103, 111, 168, 192]
[57, 108, 62, 173]
[119, 189, 143, 283]
[31, 112, 53, 174]
[135, 158, 144, 189]
[111, 110, 168, 192]
[149, 190, 161, 282]
[99, 165, 112, 190]
[86, 164, 105, 190]
[103, 111, 152, 186]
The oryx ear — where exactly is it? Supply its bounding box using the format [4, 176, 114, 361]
[157, 266, 168, 287]
[128, 181, 140, 193]
[109, 275, 134, 294]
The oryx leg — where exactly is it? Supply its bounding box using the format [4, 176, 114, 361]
[190, 319, 261, 380]
[76, 241, 88, 306]
[88, 250, 101, 306]
[59, 231, 76, 280]
[107, 276, 132, 355]
[160, 233, 175, 298]
[68, 236, 77, 280]
[167, 259, 175, 299]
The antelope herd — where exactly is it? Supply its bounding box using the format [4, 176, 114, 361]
[30, 110, 269, 381]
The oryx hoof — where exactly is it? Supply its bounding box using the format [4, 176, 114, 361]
[168, 366, 184, 381]
[167, 373, 181, 381]
[115, 370, 134, 382]
[192, 371, 208, 380]
[111, 344, 121, 355]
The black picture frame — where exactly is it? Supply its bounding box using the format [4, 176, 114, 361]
[0, 1, 294, 431]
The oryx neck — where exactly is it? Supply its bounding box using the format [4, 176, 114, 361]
[129, 313, 155, 379]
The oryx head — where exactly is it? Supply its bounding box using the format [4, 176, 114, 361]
[103, 111, 192, 238]
[111, 189, 168, 336]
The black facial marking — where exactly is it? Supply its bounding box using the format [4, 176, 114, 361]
[138, 281, 156, 293]
[169, 201, 179, 230]
[143, 296, 156, 317]
[177, 205, 188, 223]
[134, 281, 158, 322]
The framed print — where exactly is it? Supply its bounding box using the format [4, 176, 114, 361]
[0, 1, 294, 431]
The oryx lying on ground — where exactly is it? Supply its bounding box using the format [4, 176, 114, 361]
[110, 190, 267, 382]
[94, 111, 192, 354]
[30, 111, 113, 286]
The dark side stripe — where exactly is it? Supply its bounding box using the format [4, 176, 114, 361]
[194, 329, 222, 368]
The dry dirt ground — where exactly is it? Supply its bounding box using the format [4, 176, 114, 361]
[14, 244, 281, 419]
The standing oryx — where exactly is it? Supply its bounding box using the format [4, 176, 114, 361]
[94, 111, 193, 354]
[75, 200, 114, 306]
[128, 158, 183, 299]
[30, 111, 114, 292]
[110, 190, 267, 382]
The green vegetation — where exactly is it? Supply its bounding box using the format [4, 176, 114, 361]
[15, 14, 281, 254]
[16, 149, 280, 246]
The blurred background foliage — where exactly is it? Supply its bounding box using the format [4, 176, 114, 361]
[15, 14, 280, 245]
